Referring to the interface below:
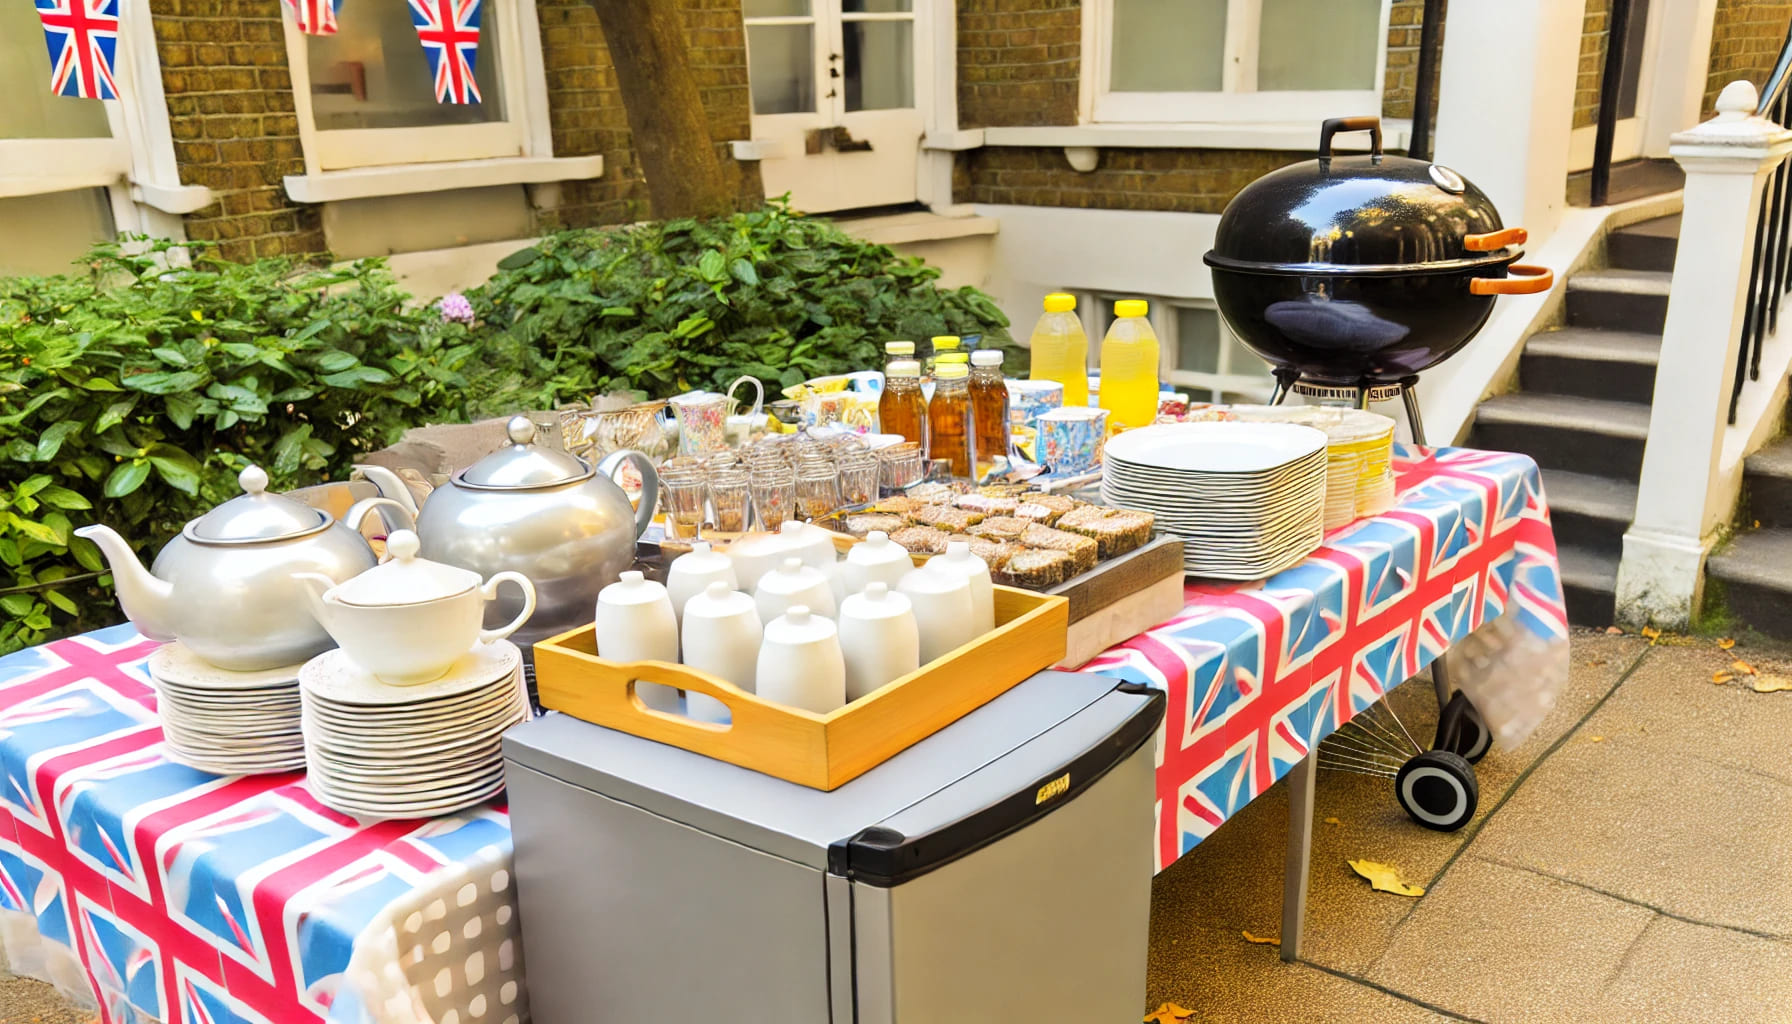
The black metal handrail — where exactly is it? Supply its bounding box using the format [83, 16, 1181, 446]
[1732, 23, 1792, 421]
[1588, 0, 1636, 207]
[1406, 0, 1446, 161]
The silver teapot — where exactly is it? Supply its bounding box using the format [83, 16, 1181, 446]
[75, 466, 414, 671]
[374, 416, 660, 646]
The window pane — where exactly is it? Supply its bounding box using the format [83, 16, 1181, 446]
[843, 21, 913, 111]
[308, 0, 504, 130]
[744, 0, 810, 16]
[749, 24, 816, 115]
[0, 3, 110, 139]
[0, 189, 114, 277]
[1175, 307, 1222, 375]
[843, 0, 911, 12]
[1257, 0, 1381, 91]
[1110, 0, 1225, 93]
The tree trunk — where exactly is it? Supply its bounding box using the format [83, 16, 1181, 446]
[584, 0, 738, 220]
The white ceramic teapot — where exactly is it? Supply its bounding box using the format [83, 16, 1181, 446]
[295, 531, 536, 686]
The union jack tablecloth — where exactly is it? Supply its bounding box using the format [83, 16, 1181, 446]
[0, 444, 1565, 1023]
[1079, 443, 1570, 870]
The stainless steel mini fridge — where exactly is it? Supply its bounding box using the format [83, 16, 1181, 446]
[502, 670, 1165, 1024]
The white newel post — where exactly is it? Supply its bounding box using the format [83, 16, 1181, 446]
[1615, 81, 1792, 628]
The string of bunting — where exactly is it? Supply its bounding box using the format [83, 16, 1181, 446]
[32, 0, 484, 106]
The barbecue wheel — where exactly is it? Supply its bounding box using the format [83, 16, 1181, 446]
[1433, 693, 1491, 765]
[1395, 750, 1478, 832]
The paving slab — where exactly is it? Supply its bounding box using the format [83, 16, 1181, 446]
[0, 974, 95, 1024]
[1594, 916, 1792, 1024]
[1366, 856, 1656, 1024]
[1468, 733, 1792, 937]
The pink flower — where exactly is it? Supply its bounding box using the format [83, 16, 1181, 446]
[438, 292, 475, 324]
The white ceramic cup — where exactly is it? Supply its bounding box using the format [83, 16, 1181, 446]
[755, 557, 837, 623]
[680, 581, 763, 724]
[837, 582, 920, 702]
[780, 519, 839, 570]
[842, 530, 916, 598]
[897, 567, 976, 663]
[726, 530, 802, 593]
[927, 541, 995, 636]
[666, 541, 739, 631]
[756, 605, 846, 714]
[595, 570, 682, 714]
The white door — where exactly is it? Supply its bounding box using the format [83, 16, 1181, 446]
[1570, 0, 1659, 169]
[743, 0, 923, 213]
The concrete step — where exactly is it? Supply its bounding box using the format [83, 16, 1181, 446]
[1557, 543, 1619, 626]
[1520, 328, 1660, 405]
[1707, 528, 1792, 638]
[1469, 392, 1652, 479]
[1540, 468, 1636, 555]
[1567, 269, 1673, 334]
[1607, 214, 1681, 273]
[1742, 435, 1792, 529]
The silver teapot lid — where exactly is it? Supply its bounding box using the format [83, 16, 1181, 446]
[185, 465, 331, 544]
[455, 416, 595, 491]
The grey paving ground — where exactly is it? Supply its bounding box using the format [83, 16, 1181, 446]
[1147, 627, 1792, 1023]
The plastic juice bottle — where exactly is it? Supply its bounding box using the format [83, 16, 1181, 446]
[1029, 293, 1090, 407]
[927, 335, 962, 376]
[1098, 299, 1161, 431]
[927, 362, 975, 479]
[884, 340, 915, 364]
[879, 360, 928, 448]
[969, 349, 1010, 475]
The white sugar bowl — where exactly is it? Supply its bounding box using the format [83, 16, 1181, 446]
[897, 566, 975, 663]
[726, 530, 801, 593]
[594, 570, 682, 714]
[756, 605, 846, 714]
[780, 519, 839, 570]
[928, 541, 995, 635]
[837, 582, 920, 701]
[755, 557, 837, 623]
[680, 582, 763, 724]
[842, 531, 915, 597]
[666, 541, 739, 628]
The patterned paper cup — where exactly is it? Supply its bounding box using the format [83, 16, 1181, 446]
[1037, 406, 1108, 474]
[1006, 379, 1065, 437]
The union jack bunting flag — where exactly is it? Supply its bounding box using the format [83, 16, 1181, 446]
[282, 0, 343, 36]
[409, 0, 483, 104]
[34, 0, 121, 101]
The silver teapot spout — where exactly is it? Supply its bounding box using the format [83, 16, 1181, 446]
[73, 524, 178, 641]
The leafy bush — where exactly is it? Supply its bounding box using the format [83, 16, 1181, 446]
[0, 240, 479, 653]
[466, 198, 1017, 412]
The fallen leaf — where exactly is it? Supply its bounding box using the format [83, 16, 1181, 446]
[1589, 735, 1606, 742]
[1605, 626, 1624, 635]
[1324, 816, 1342, 826]
[1713, 671, 1735, 684]
[1587, 658, 1607, 667]
[1751, 673, 1792, 693]
[1733, 660, 1758, 676]
[1348, 859, 1426, 897]
[1242, 930, 1282, 946]
[1144, 1003, 1194, 1023]
[1641, 626, 1662, 643]
[1718, 637, 1737, 650]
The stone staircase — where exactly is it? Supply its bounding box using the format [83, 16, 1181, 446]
[1707, 437, 1792, 635]
[1466, 214, 1680, 626]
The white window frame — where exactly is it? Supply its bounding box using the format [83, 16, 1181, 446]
[1081, 0, 1392, 127]
[1079, 292, 1275, 404]
[282, 0, 554, 175]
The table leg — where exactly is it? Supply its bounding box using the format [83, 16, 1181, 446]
[1281, 752, 1317, 962]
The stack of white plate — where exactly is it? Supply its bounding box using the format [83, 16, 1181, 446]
[1101, 421, 1329, 579]
[1230, 406, 1397, 527]
[299, 640, 529, 821]
[150, 643, 305, 775]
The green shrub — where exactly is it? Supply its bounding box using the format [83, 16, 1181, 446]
[466, 197, 1017, 412]
[0, 240, 480, 653]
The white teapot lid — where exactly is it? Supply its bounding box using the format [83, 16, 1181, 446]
[671, 541, 733, 574]
[840, 581, 912, 621]
[765, 604, 836, 645]
[330, 531, 479, 607]
[758, 557, 825, 594]
[186, 465, 331, 545]
[685, 579, 756, 618]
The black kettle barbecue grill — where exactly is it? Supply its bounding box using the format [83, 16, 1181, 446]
[1204, 116, 1549, 831]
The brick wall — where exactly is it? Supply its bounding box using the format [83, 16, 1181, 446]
[1572, 0, 1611, 130]
[152, 0, 322, 263]
[534, 0, 761, 231]
[959, 147, 1302, 214]
[1704, 0, 1792, 116]
[958, 0, 1081, 129]
[1382, 0, 1441, 122]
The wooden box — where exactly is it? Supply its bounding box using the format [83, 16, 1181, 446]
[533, 585, 1069, 790]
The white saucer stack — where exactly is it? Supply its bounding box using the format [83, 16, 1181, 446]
[299, 639, 529, 821]
[1100, 421, 1329, 580]
[149, 642, 306, 775]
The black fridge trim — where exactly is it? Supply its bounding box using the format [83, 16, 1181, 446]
[828, 682, 1166, 887]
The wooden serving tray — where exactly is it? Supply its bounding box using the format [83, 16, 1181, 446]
[533, 585, 1069, 791]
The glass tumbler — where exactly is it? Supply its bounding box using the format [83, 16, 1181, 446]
[707, 467, 751, 534]
[660, 467, 708, 540]
[878, 441, 925, 491]
[750, 462, 797, 531]
[838, 450, 880, 507]
[796, 463, 843, 521]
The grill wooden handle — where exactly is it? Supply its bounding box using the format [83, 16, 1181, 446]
[1470, 264, 1553, 295]
[1464, 227, 1528, 251]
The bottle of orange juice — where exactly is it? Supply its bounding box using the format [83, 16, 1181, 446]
[1098, 300, 1160, 431]
[1029, 293, 1090, 407]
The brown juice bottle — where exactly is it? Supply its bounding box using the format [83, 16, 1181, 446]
[928, 363, 975, 479]
[879, 359, 928, 447]
[969, 349, 1010, 474]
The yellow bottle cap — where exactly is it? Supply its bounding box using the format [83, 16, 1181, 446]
[887, 360, 921, 377]
[931, 335, 961, 351]
[885, 341, 915, 356]
[934, 363, 969, 379]
[1114, 299, 1148, 318]
[1043, 293, 1076, 313]
[935, 352, 969, 364]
